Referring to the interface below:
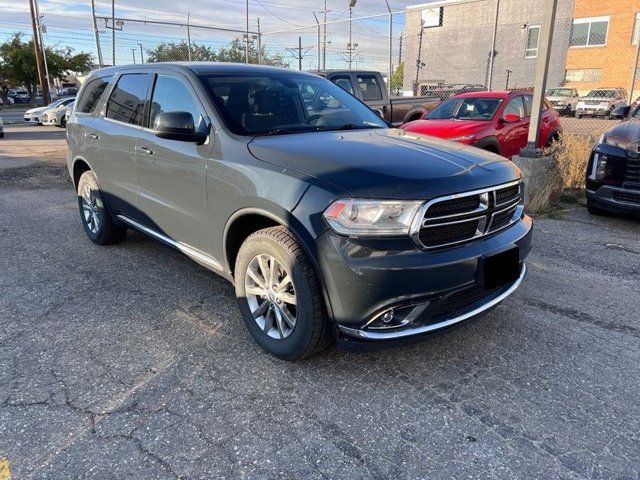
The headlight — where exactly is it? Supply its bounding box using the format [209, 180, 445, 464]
[449, 135, 475, 143]
[588, 153, 607, 181]
[323, 199, 423, 236]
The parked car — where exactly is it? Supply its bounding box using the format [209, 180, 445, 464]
[67, 63, 531, 359]
[545, 87, 579, 116]
[310, 70, 441, 126]
[24, 97, 75, 124]
[0, 116, 4, 138]
[0, 96, 15, 108]
[42, 99, 76, 126]
[59, 87, 79, 97]
[55, 102, 74, 127]
[575, 88, 627, 119]
[400, 90, 562, 159]
[9, 90, 29, 104]
[585, 103, 640, 216]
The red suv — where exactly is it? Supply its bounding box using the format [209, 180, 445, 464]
[401, 90, 562, 159]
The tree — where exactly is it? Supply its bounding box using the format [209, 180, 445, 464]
[0, 33, 92, 102]
[146, 38, 287, 68]
[390, 62, 404, 94]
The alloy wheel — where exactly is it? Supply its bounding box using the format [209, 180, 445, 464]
[80, 184, 100, 234]
[245, 254, 297, 339]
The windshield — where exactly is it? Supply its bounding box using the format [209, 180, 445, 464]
[47, 98, 68, 108]
[585, 90, 618, 98]
[547, 88, 574, 96]
[198, 73, 387, 136]
[425, 97, 503, 121]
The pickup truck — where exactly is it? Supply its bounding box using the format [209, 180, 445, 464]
[310, 70, 441, 126]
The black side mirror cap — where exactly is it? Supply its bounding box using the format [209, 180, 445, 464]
[153, 111, 208, 144]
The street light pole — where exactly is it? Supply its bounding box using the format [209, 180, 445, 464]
[111, 0, 115, 66]
[245, 0, 249, 63]
[139, 43, 144, 63]
[348, 0, 357, 70]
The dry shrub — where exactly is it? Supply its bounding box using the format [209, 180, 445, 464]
[545, 131, 601, 189]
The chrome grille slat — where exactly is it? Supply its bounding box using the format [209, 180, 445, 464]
[411, 180, 523, 250]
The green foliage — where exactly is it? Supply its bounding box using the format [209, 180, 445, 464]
[0, 33, 92, 98]
[146, 38, 287, 67]
[390, 62, 404, 94]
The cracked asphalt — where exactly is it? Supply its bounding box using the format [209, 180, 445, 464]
[0, 125, 639, 479]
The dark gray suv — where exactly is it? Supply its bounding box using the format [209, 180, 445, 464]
[67, 63, 532, 359]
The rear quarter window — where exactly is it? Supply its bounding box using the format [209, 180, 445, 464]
[77, 76, 112, 114]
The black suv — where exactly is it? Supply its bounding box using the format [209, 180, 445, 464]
[67, 63, 532, 359]
[586, 104, 640, 216]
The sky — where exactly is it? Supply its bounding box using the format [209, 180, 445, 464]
[0, 0, 428, 73]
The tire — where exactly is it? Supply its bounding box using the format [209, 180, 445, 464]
[587, 200, 608, 217]
[61, 116, 67, 128]
[575, 112, 582, 119]
[234, 226, 329, 360]
[76, 170, 127, 245]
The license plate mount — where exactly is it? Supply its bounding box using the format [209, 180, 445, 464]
[481, 248, 520, 290]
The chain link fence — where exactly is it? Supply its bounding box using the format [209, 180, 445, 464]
[86, 0, 640, 138]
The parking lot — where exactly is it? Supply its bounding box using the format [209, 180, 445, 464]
[0, 125, 638, 479]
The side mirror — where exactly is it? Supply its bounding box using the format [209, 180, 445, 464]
[502, 113, 521, 123]
[610, 105, 630, 120]
[153, 111, 207, 143]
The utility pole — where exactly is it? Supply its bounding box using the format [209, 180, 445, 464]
[33, 0, 52, 103]
[139, 43, 144, 63]
[131, 48, 136, 63]
[111, 0, 115, 66]
[90, 0, 104, 67]
[28, 0, 48, 104]
[313, 13, 321, 70]
[286, 37, 313, 71]
[245, 0, 249, 63]
[487, 0, 500, 90]
[321, 0, 331, 69]
[398, 33, 402, 65]
[414, 27, 425, 95]
[257, 18, 263, 64]
[187, 13, 192, 61]
[348, 0, 358, 70]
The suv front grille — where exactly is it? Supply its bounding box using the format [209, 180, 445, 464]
[415, 181, 522, 249]
[624, 157, 640, 190]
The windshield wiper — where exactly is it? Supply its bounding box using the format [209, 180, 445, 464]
[265, 126, 318, 136]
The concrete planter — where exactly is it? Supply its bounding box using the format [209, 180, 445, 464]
[512, 154, 561, 213]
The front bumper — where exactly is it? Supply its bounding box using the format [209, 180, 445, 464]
[576, 106, 611, 116]
[317, 216, 533, 347]
[551, 103, 572, 114]
[586, 186, 640, 215]
[24, 115, 41, 123]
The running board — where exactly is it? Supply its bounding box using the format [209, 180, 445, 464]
[116, 215, 224, 272]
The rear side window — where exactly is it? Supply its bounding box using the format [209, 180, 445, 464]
[332, 76, 353, 95]
[77, 76, 111, 114]
[106, 74, 150, 125]
[356, 75, 383, 101]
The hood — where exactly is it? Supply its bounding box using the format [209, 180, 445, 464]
[547, 95, 570, 102]
[25, 106, 47, 115]
[605, 119, 640, 145]
[401, 119, 486, 140]
[247, 128, 520, 199]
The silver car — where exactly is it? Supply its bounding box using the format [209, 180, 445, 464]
[546, 87, 579, 116]
[575, 88, 628, 119]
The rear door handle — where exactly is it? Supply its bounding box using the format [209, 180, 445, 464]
[138, 146, 154, 155]
[89, 132, 100, 140]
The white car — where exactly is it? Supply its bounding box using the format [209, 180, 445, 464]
[42, 100, 75, 126]
[575, 88, 628, 119]
[24, 97, 75, 125]
[54, 102, 74, 127]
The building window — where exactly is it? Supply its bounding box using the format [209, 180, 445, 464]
[525, 25, 540, 58]
[570, 17, 609, 47]
[633, 12, 640, 45]
[564, 69, 602, 83]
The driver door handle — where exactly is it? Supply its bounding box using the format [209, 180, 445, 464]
[89, 132, 101, 140]
[137, 146, 154, 155]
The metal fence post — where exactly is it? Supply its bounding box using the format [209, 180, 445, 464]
[187, 13, 192, 61]
[91, 0, 104, 67]
[313, 13, 321, 70]
[245, 0, 249, 63]
[111, 0, 115, 66]
[629, 36, 640, 104]
[385, 0, 392, 96]
[257, 18, 263, 65]
[522, 0, 557, 157]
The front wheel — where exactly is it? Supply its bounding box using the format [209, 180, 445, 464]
[77, 170, 127, 245]
[234, 226, 329, 360]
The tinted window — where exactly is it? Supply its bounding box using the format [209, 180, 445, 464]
[199, 73, 386, 136]
[106, 74, 150, 125]
[78, 76, 112, 114]
[503, 97, 525, 118]
[357, 75, 383, 101]
[332, 76, 353, 94]
[149, 75, 203, 129]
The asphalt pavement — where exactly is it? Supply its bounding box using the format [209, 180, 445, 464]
[0, 125, 639, 479]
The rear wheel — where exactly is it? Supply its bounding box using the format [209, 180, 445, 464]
[234, 226, 329, 360]
[77, 170, 127, 245]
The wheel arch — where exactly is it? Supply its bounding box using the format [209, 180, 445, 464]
[474, 136, 501, 155]
[223, 207, 336, 322]
[401, 106, 427, 124]
[71, 156, 94, 189]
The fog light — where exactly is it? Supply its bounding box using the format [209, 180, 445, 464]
[365, 303, 430, 330]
